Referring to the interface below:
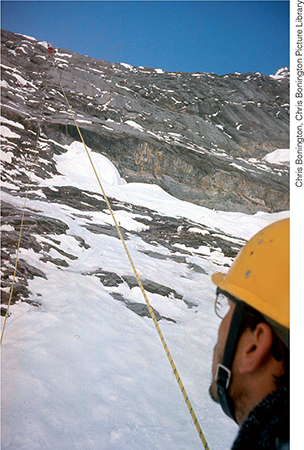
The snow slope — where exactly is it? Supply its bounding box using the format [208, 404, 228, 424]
[1, 139, 288, 450]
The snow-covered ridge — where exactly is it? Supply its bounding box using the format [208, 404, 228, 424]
[8, 31, 290, 79]
[270, 67, 290, 80]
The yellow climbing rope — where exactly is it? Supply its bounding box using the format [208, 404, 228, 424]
[53, 62, 210, 449]
[0, 83, 46, 345]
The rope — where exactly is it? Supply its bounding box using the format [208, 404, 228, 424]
[53, 62, 210, 449]
[1, 78, 47, 345]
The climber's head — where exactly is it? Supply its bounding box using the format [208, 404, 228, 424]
[209, 218, 289, 425]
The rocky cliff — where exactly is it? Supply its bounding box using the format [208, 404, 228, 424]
[1, 29, 289, 214]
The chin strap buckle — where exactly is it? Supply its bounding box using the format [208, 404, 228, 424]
[215, 363, 235, 421]
[216, 363, 232, 390]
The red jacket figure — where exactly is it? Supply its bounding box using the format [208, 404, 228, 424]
[47, 43, 53, 57]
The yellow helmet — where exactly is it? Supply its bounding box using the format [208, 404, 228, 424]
[212, 218, 289, 335]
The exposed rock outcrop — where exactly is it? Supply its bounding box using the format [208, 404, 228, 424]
[1, 29, 289, 214]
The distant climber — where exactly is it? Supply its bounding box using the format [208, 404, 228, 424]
[47, 43, 53, 57]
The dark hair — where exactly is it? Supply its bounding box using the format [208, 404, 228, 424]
[239, 304, 290, 389]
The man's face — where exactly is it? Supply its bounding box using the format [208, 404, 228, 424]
[209, 299, 236, 403]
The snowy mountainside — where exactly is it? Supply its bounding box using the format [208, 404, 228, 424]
[1, 137, 288, 449]
[1, 30, 289, 450]
[1, 29, 289, 214]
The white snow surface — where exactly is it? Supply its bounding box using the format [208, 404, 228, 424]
[263, 148, 290, 165]
[1, 139, 289, 450]
[0, 125, 21, 139]
[52, 141, 127, 189]
[124, 120, 144, 131]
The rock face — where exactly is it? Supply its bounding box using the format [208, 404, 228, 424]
[0, 29, 290, 312]
[1, 29, 289, 214]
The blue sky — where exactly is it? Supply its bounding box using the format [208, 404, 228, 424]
[1, 1, 289, 75]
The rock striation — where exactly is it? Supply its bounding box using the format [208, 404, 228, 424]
[1, 29, 289, 314]
[1, 29, 289, 214]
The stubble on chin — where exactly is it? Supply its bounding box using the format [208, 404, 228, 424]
[209, 374, 220, 403]
[209, 344, 221, 404]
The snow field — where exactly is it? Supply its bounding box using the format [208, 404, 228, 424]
[1, 138, 289, 449]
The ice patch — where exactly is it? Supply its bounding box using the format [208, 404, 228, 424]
[120, 63, 133, 70]
[17, 33, 36, 41]
[1, 224, 15, 232]
[0, 80, 10, 89]
[263, 149, 290, 165]
[1, 150, 14, 163]
[1, 116, 24, 129]
[1, 125, 21, 139]
[56, 52, 72, 59]
[38, 41, 48, 48]
[51, 141, 126, 191]
[270, 67, 289, 80]
[125, 120, 144, 131]
[230, 162, 246, 172]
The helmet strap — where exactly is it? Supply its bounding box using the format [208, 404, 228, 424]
[216, 300, 247, 422]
